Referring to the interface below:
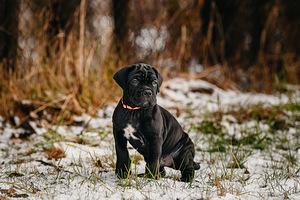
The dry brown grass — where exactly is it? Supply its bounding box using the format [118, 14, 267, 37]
[1, 1, 299, 123]
[0, 1, 125, 123]
[44, 146, 66, 161]
[0, 33, 122, 124]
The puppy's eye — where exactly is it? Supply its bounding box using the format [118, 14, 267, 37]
[152, 80, 158, 86]
[131, 79, 139, 85]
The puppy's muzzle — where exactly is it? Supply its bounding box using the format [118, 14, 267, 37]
[143, 90, 152, 98]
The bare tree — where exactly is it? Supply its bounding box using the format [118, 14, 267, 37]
[29, 0, 81, 53]
[0, 0, 20, 72]
[112, 0, 129, 59]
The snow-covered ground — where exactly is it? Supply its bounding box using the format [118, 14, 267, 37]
[1, 78, 299, 200]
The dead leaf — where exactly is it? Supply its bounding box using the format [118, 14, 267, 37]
[8, 172, 24, 177]
[7, 187, 16, 194]
[95, 159, 103, 168]
[32, 187, 39, 194]
[10, 193, 29, 198]
[11, 137, 22, 144]
[44, 147, 65, 161]
[0, 196, 9, 200]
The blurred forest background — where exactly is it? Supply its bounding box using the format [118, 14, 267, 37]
[0, 0, 299, 121]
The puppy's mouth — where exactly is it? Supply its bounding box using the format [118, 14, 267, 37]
[131, 89, 155, 109]
[140, 101, 150, 109]
[131, 96, 151, 109]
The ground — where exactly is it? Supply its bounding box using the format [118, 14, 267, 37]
[0, 78, 299, 200]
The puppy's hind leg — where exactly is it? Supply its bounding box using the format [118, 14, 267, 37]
[178, 150, 199, 182]
[159, 166, 166, 177]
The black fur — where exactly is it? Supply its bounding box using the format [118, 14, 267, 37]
[113, 63, 200, 182]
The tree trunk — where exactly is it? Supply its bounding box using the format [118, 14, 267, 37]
[0, 0, 20, 72]
[112, 0, 129, 58]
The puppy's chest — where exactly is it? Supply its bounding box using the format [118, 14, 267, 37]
[123, 123, 148, 148]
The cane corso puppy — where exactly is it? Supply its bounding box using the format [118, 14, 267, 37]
[112, 63, 200, 182]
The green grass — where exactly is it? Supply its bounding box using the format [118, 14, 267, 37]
[188, 95, 300, 198]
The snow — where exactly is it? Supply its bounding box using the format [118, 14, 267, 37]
[0, 78, 299, 199]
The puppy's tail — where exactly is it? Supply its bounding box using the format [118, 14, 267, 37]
[193, 162, 200, 170]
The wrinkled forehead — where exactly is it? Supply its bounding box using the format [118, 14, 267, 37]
[128, 64, 156, 80]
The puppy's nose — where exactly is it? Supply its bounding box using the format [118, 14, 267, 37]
[143, 90, 152, 97]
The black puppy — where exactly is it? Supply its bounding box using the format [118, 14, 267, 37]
[112, 63, 200, 182]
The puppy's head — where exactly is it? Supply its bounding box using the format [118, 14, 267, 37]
[113, 63, 163, 109]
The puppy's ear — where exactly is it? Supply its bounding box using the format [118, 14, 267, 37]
[113, 66, 134, 89]
[152, 67, 163, 93]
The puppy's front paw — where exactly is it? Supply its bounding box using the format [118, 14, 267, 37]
[143, 165, 165, 180]
[180, 170, 195, 182]
[138, 167, 165, 179]
[159, 167, 166, 178]
[144, 171, 161, 180]
[116, 168, 131, 179]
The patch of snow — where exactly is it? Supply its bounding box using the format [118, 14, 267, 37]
[14, 116, 21, 125]
[29, 121, 47, 135]
[0, 77, 299, 200]
[21, 100, 32, 105]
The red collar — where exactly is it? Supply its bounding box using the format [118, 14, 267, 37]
[121, 98, 141, 110]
